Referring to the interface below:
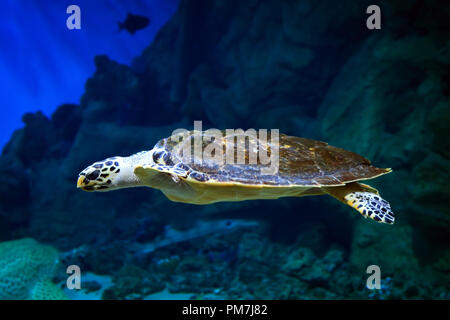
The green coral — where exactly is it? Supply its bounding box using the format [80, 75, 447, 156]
[0, 238, 68, 300]
[31, 278, 68, 300]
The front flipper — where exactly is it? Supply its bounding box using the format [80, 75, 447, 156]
[322, 182, 394, 224]
[134, 164, 178, 189]
[134, 164, 196, 202]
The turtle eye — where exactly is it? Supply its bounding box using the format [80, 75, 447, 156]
[86, 170, 100, 180]
[153, 151, 163, 163]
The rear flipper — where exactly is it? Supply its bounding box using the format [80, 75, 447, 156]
[322, 182, 394, 224]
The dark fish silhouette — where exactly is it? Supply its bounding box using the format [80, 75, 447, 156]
[119, 13, 150, 35]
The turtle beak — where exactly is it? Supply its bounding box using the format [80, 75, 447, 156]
[77, 176, 95, 191]
[76, 176, 85, 188]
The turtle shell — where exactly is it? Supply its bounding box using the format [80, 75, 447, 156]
[153, 130, 391, 187]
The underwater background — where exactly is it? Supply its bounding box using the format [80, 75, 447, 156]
[0, 0, 449, 299]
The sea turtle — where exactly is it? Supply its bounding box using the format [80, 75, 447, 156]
[77, 130, 394, 224]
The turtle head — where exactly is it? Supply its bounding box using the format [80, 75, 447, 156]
[77, 157, 137, 192]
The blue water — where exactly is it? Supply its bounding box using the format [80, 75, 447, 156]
[0, 0, 178, 150]
[0, 0, 448, 301]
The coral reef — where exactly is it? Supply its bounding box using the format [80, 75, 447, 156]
[0, 238, 67, 300]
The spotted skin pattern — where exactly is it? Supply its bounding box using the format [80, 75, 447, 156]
[345, 192, 394, 224]
[149, 147, 210, 182]
[78, 158, 121, 191]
